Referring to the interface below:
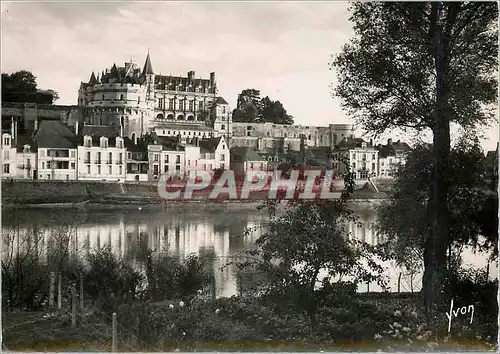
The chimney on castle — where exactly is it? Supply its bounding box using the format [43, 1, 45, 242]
[75, 121, 79, 136]
[210, 72, 216, 85]
[188, 71, 195, 81]
[369, 138, 373, 147]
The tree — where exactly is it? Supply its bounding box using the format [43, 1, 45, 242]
[232, 89, 294, 124]
[232, 161, 387, 330]
[2, 70, 60, 105]
[331, 2, 497, 316]
[46, 89, 60, 104]
[376, 137, 498, 305]
[232, 89, 262, 123]
[260, 96, 294, 125]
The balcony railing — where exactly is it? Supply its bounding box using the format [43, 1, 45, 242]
[84, 160, 91, 164]
[116, 160, 124, 165]
[106, 160, 113, 164]
[96, 160, 102, 164]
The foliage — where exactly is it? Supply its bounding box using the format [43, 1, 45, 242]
[332, 2, 498, 312]
[145, 250, 212, 302]
[229, 157, 388, 330]
[83, 245, 145, 313]
[376, 137, 498, 273]
[232, 88, 294, 124]
[2, 70, 59, 104]
[331, 2, 497, 135]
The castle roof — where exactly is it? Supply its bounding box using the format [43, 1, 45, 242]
[143, 52, 154, 76]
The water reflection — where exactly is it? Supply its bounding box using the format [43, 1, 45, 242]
[2, 203, 496, 296]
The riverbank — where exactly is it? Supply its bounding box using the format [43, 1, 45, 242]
[2, 180, 392, 208]
[3, 293, 496, 352]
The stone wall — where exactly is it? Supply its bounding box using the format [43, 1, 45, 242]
[2, 180, 158, 204]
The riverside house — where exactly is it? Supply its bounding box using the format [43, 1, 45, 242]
[35, 121, 78, 181]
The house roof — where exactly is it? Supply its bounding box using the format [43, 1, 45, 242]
[154, 136, 185, 151]
[123, 137, 147, 153]
[230, 147, 266, 162]
[34, 121, 79, 149]
[78, 136, 121, 148]
[81, 125, 119, 138]
[215, 97, 229, 105]
[377, 139, 411, 158]
[16, 134, 38, 153]
[336, 137, 366, 149]
[199, 137, 222, 154]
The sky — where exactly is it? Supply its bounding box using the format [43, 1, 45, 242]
[1, 1, 498, 151]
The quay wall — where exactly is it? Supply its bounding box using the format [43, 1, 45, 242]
[1, 179, 394, 205]
[2, 181, 158, 205]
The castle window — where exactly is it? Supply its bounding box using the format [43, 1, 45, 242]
[189, 100, 193, 111]
[308, 135, 311, 140]
[3, 136, 10, 146]
[102, 94, 105, 100]
[168, 99, 174, 110]
[138, 96, 141, 103]
[221, 124, 225, 130]
[120, 94, 124, 100]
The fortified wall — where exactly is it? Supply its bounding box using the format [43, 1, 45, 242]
[1, 102, 84, 132]
[229, 122, 354, 152]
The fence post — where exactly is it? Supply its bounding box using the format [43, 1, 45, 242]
[79, 274, 84, 312]
[397, 273, 402, 293]
[71, 283, 76, 329]
[367, 281, 370, 293]
[211, 275, 216, 305]
[57, 273, 62, 309]
[49, 272, 55, 309]
[112, 312, 117, 352]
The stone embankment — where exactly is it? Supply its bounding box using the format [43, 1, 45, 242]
[1, 179, 394, 207]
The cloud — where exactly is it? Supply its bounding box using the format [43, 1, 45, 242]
[1, 1, 497, 150]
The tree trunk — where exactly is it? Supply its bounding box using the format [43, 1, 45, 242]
[423, 1, 452, 325]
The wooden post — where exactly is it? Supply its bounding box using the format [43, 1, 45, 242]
[397, 273, 402, 293]
[367, 281, 370, 293]
[71, 283, 76, 328]
[79, 274, 84, 312]
[211, 275, 216, 305]
[49, 272, 55, 309]
[57, 273, 62, 309]
[112, 312, 117, 352]
[486, 261, 490, 281]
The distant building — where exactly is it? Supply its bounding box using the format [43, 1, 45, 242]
[1, 131, 17, 179]
[332, 138, 379, 179]
[198, 136, 230, 171]
[15, 134, 38, 179]
[148, 136, 185, 181]
[34, 121, 78, 180]
[230, 122, 355, 152]
[124, 138, 149, 182]
[377, 139, 411, 178]
[76, 126, 126, 181]
[230, 147, 269, 174]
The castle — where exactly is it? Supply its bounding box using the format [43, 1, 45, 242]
[78, 53, 354, 153]
[78, 52, 231, 143]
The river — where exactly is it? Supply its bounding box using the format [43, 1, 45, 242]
[2, 202, 496, 297]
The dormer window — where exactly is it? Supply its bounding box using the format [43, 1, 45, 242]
[84, 136, 92, 148]
[100, 137, 109, 148]
[3, 135, 10, 146]
[116, 138, 123, 149]
[23, 144, 30, 153]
